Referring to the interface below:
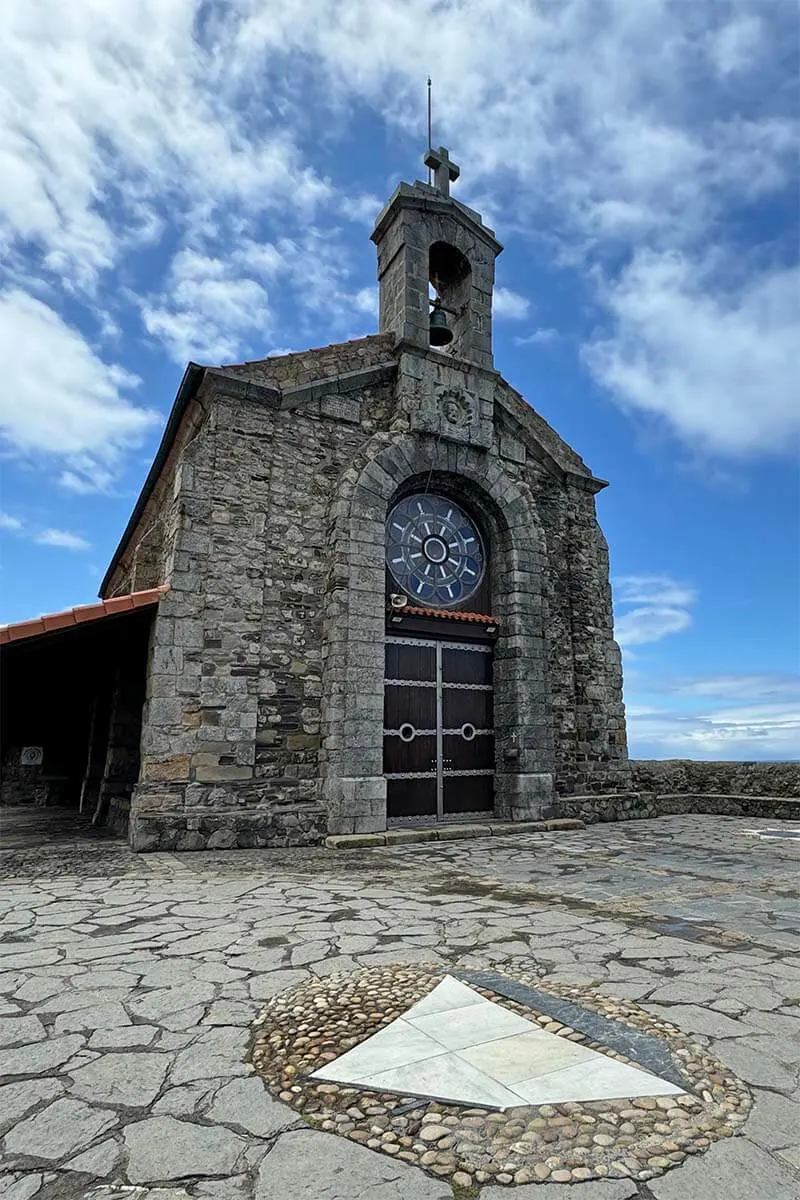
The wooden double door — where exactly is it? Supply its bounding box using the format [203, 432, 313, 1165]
[384, 634, 494, 823]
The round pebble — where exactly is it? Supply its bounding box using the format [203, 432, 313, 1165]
[250, 963, 751, 1191]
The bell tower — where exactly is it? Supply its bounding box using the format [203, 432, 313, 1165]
[370, 147, 503, 370]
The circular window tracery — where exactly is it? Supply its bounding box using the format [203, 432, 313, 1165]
[386, 493, 484, 607]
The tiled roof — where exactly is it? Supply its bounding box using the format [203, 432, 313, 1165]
[0, 586, 168, 646]
[397, 606, 498, 625]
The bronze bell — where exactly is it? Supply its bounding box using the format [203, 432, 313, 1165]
[429, 303, 453, 346]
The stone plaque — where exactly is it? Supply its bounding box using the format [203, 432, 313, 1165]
[20, 746, 43, 766]
[500, 435, 526, 465]
[321, 395, 361, 424]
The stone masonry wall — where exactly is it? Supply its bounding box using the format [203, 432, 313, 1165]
[630, 759, 800, 798]
[130, 339, 397, 850]
[127, 331, 628, 849]
[104, 391, 212, 598]
[557, 761, 800, 824]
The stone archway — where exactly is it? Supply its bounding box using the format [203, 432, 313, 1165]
[321, 433, 556, 836]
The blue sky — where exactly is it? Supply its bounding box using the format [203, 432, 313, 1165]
[0, 0, 798, 760]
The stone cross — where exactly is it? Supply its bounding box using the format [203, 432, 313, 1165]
[424, 146, 460, 198]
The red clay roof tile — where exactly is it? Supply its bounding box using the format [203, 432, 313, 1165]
[398, 607, 498, 625]
[0, 585, 168, 646]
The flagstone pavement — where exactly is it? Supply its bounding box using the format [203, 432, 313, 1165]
[0, 810, 798, 1200]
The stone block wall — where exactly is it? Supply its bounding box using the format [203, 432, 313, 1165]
[129, 338, 397, 850]
[104, 388, 212, 597]
[119, 330, 629, 849]
[557, 760, 800, 824]
[630, 759, 800, 797]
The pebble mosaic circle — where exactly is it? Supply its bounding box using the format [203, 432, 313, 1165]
[251, 963, 752, 1190]
[386, 493, 484, 607]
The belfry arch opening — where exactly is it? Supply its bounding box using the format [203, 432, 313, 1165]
[429, 241, 472, 352]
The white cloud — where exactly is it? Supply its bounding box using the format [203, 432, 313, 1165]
[0, 1, 332, 290]
[0, 289, 160, 491]
[516, 328, 559, 346]
[141, 249, 274, 364]
[614, 574, 697, 609]
[625, 670, 800, 759]
[34, 528, 91, 551]
[707, 15, 764, 77]
[615, 605, 693, 649]
[493, 287, 531, 320]
[585, 252, 800, 457]
[0, 512, 23, 531]
[1, 0, 796, 464]
[613, 572, 696, 649]
[664, 673, 800, 703]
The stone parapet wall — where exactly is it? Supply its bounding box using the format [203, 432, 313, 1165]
[129, 802, 326, 852]
[558, 785, 800, 825]
[630, 759, 800, 797]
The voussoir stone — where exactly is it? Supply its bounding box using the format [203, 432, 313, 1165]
[124, 1116, 248, 1183]
[255, 1129, 453, 1199]
[4, 1097, 118, 1160]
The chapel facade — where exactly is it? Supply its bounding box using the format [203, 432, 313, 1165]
[1, 150, 630, 850]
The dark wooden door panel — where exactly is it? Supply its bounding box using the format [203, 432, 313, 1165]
[387, 778, 437, 819]
[384, 733, 437, 775]
[443, 775, 493, 813]
[442, 733, 494, 772]
[442, 687, 492, 729]
[385, 635, 495, 823]
[442, 646, 492, 685]
[384, 685, 436, 730]
[386, 643, 435, 682]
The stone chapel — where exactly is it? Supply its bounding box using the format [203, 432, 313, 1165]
[0, 149, 630, 850]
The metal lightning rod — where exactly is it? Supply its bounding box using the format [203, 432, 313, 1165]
[427, 77, 432, 184]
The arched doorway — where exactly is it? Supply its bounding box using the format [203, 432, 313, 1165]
[382, 491, 496, 824]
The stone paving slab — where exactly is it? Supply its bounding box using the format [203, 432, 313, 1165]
[0, 813, 798, 1198]
[646, 1136, 800, 1199]
[482, 1182, 638, 1200]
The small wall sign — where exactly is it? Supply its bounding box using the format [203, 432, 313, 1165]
[20, 746, 43, 766]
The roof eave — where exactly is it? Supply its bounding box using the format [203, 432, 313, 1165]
[99, 362, 205, 598]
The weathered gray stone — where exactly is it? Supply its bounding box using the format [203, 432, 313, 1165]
[64, 1136, 120, 1176]
[643, 1004, 753, 1038]
[483, 1181, 638, 1200]
[54, 1002, 131, 1033]
[254, 1128, 452, 1198]
[205, 1078, 297, 1137]
[4, 1097, 117, 1160]
[170, 1027, 251, 1084]
[745, 1088, 800, 1149]
[202, 1000, 255, 1026]
[714, 1039, 798, 1090]
[0, 1079, 64, 1130]
[88, 1025, 158, 1049]
[0, 1175, 44, 1200]
[0, 1014, 46, 1047]
[647, 1136, 800, 1200]
[0, 1034, 84, 1077]
[69, 1052, 171, 1107]
[124, 1116, 247, 1183]
[127, 982, 216, 1021]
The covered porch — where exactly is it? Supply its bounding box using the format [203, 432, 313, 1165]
[0, 588, 165, 839]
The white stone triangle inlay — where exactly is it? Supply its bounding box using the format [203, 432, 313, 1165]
[311, 975, 684, 1110]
